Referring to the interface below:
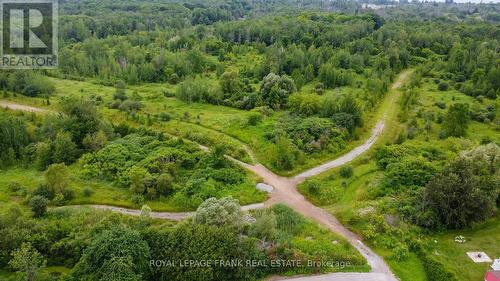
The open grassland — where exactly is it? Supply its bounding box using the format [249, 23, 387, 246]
[431, 219, 500, 281]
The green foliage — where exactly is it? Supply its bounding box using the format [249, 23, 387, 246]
[275, 116, 345, 155]
[176, 77, 215, 104]
[382, 157, 438, 193]
[271, 204, 305, 235]
[145, 222, 266, 281]
[418, 252, 458, 281]
[81, 134, 251, 203]
[193, 197, 244, 229]
[288, 93, 321, 116]
[273, 136, 300, 171]
[0, 114, 30, 167]
[29, 196, 49, 218]
[318, 64, 353, 88]
[437, 82, 449, 91]
[442, 103, 470, 137]
[0, 71, 54, 97]
[52, 131, 78, 165]
[44, 163, 70, 195]
[247, 112, 263, 126]
[322, 94, 363, 134]
[249, 209, 278, 242]
[259, 73, 296, 110]
[339, 166, 354, 178]
[71, 226, 150, 281]
[220, 71, 243, 96]
[9, 242, 46, 281]
[59, 97, 105, 148]
[418, 144, 499, 229]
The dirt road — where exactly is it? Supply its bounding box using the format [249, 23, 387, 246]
[0, 100, 49, 113]
[54, 203, 266, 221]
[295, 120, 384, 179]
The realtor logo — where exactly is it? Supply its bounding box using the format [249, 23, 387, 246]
[0, 0, 57, 69]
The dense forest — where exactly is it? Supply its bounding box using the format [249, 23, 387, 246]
[0, 0, 499, 281]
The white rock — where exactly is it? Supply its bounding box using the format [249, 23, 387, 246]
[256, 183, 273, 193]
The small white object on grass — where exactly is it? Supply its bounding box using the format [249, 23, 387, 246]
[466, 252, 492, 263]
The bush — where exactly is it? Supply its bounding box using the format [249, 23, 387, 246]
[305, 180, 320, 195]
[62, 188, 76, 201]
[29, 195, 49, 217]
[8, 182, 23, 192]
[176, 77, 214, 103]
[159, 112, 171, 122]
[193, 197, 244, 229]
[131, 194, 145, 206]
[82, 187, 94, 197]
[45, 163, 70, 195]
[391, 244, 410, 261]
[272, 204, 305, 235]
[442, 103, 470, 137]
[437, 82, 449, 91]
[419, 252, 458, 281]
[382, 158, 438, 193]
[247, 112, 263, 126]
[339, 166, 353, 178]
[434, 102, 446, 109]
[259, 73, 296, 109]
[33, 184, 54, 200]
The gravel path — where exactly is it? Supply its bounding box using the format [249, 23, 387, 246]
[54, 203, 266, 221]
[0, 100, 49, 112]
[294, 120, 384, 179]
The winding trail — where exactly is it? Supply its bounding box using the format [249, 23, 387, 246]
[53, 203, 266, 221]
[0, 100, 49, 113]
[4, 70, 411, 281]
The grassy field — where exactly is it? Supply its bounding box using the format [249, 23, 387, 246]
[430, 219, 499, 281]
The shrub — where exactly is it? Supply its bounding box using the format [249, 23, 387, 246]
[62, 188, 76, 201]
[419, 144, 499, 229]
[82, 187, 94, 197]
[8, 182, 23, 192]
[45, 163, 70, 195]
[193, 197, 244, 229]
[442, 103, 470, 137]
[305, 180, 320, 195]
[247, 112, 263, 126]
[70, 226, 150, 280]
[159, 112, 171, 122]
[272, 204, 305, 235]
[259, 73, 296, 109]
[437, 82, 449, 91]
[434, 102, 446, 109]
[339, 166, 353, 178]
[391, 244, 410, 261]
[29, 195, 49, 217]
[131, 194, 145, 206]
[382, 158, 438, 193]
[419, 252, 458, 281]
[32, 184, 54, 200]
